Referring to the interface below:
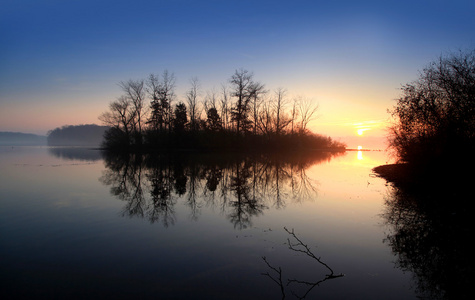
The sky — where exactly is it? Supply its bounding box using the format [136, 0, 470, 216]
[1, 0, 474, 148]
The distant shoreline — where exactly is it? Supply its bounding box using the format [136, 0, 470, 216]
[0, 131, 47, 146]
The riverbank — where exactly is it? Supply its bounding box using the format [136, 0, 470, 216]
[372, 160, 473, 211]
[372, 163, 412, 186]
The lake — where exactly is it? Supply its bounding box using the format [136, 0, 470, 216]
[0, 146, 422, 299]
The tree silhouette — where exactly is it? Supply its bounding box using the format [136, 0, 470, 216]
[389, 49, 475, 165]
[99, 68, 346, 152]
[230, 69, 256, 134]
[206, 107, 223, 132]
[147, 71, 175, 133]
[99, 96, 137, 148]
[186, 77, 201, 132]
[118, 79, 146, 146]
[173, 102, 188, 133]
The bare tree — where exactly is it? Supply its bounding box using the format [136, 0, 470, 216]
[273, 88, 292, 135]
[186, 77, 201, 131]
[99, 96, 136, 147]
[298, 97, 319, 133]
[290, 97, 299, 134]
[99, 96, 132, 131]
[258, 99, 274, 135]
[250, 81, 267, 135]
[230, 69, 255, 134]
[220, 84, 231, 130]
[161, 70, 176, 132]
[118, 79, 146, 144]
[204, 87, 218, 112]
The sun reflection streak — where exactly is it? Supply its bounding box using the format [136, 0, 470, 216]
[357, 147, 364, 160]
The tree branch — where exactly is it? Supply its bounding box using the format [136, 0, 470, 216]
[261, 256, 285, 299]
[284, 227, 338, 276]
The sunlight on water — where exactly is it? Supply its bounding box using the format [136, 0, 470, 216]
[0, 146, 417, 299]
[357, 146, 363, 160]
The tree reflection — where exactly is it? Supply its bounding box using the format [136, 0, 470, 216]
[146, 156, 176, 227]
[381, 181, 472, 299]
[100, 151, 343, 229]
[48, 147, 104, 161]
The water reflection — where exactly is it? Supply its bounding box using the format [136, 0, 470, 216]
[100, 151, 344, 229]
[48, 147, 104, 161]
[381, 181, 471, 299]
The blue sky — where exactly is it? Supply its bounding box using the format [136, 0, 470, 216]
[1, 0, 474, 147]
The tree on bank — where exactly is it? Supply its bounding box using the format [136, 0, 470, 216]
[99, 69, 345, 152]
[298, 96, 319, 134]
[118, 79, 146, 146]
[206, 107, 223, 132]
[173, 102, 188, 133]
[99, 96, 137, 148]
[47, 124, 109, 146]
[186, 77, 201, 131]
[229, 69, 261, 135]
[389, 49, 475, 165]
[147, 71, 175, 133]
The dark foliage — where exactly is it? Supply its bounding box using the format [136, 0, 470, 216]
[376, 49, 474, 300]
[109, 128, 345, 153]
[173, 102, 188, 133]
[389, 49, 475, 167]
[102, 126, 131, 149]
[100, 69, 345, 153]
[206, 107, 223, 132]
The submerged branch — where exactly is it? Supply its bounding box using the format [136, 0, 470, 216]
[262, 256, 285, 299]
[284, 227, 342, 277]
[262, 227, 344, 299]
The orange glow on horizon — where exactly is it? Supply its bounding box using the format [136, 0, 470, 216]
[352, 120, 387, 137]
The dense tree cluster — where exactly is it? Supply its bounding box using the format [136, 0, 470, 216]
[389, 49, 475, 166]
[47, 124, 109, 146]
[100, 69, 344, 152]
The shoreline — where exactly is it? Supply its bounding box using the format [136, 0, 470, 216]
[372, 163, 412, 186]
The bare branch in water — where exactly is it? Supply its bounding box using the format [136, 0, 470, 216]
[262, 256, 285, 299]
[262, 227, 344, 299]
[284, 226, 335, 276]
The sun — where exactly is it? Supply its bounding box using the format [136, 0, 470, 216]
[357, 128, 370, 136]
[354, 122, 371, 136]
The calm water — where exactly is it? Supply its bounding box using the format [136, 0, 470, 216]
[1, 146, 420, 299]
